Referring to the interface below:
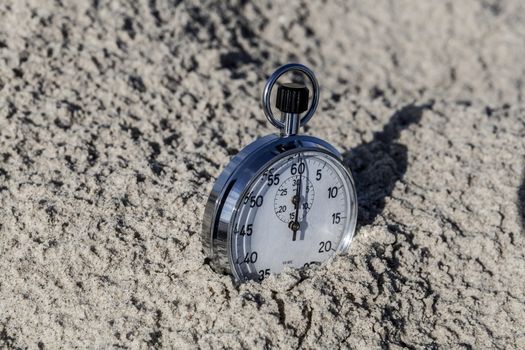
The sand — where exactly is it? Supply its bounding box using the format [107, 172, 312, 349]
[0, 0, 524, 349]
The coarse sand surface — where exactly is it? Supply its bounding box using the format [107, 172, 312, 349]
[0, 1, 524, 349]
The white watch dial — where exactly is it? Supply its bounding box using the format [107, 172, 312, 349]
[229, 150, 357, 281]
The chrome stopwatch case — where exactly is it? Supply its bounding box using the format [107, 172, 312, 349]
[202, 64, 357, 282]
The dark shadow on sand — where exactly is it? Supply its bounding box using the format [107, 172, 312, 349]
[518, 166, 525, 230]
[343, 103, 432, 228]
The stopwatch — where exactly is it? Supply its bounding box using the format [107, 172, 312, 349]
[202, 63, 357, 282]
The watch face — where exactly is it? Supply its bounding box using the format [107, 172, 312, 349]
[228, 149, 357, 282]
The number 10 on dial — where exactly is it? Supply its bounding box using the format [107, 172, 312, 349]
[202, 64, 357, 282]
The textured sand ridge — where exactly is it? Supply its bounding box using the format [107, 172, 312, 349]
[0, 0, 524, 349]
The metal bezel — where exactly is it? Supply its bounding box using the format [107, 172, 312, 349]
[202, 135, 358, 281]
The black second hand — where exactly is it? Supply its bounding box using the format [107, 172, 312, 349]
[292, 162, 302, 241]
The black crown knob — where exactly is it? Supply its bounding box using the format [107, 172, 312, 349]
[276, 83, 309, 114]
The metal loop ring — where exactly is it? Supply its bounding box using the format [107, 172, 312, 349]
[262, 63, 320, 130]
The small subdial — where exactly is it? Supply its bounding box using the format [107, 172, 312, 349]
[273, 175, 315, 223]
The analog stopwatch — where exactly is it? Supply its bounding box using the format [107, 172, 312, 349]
[202, 64, 357, 282]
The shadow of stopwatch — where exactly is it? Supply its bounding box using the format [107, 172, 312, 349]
[343, 103, 432, 228]
[298, 221, 309, 241]
[518, 164, 525, 232]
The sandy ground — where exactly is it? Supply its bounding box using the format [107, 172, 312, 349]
[0, 0, 524, 349]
